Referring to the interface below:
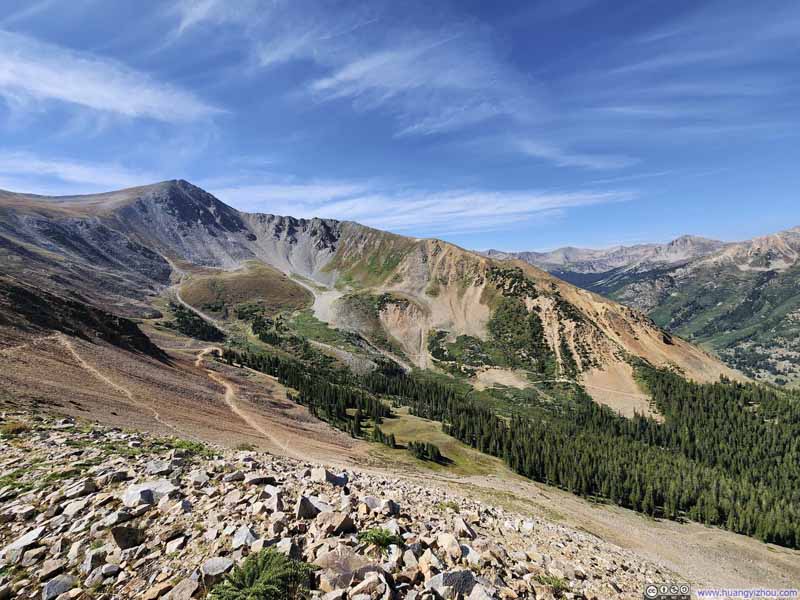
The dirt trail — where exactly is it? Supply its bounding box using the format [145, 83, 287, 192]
[0, 333, 61, 356]
[175, 287, 223, 329]
[56, 334, 193, 439]
[160, 254, 224, 329]
[195, 347, 302, 460]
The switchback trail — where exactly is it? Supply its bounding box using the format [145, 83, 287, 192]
[56, 334, 196, 440]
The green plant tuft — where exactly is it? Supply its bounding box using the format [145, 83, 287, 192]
[209, 549, 316, 600]
[357, 528, 403, 553]
[534, 573, 569, 594]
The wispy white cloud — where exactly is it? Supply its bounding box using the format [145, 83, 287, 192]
[516, 140, 638, 170]
[0, 0, 59, 26]
[0, 151, 158, 191]
[0, 30, 219, 122]
[308, 28, 538, 136]
[210, 176, 634, 235]
[170, 0, 260, 36]
[210, 181, 371, 210]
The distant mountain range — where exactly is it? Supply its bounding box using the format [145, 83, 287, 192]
[486, 228, 800, 385]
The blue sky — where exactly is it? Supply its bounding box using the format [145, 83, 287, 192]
[1, 0, 798, 251]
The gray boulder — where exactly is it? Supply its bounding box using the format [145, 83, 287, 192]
[201, 557, 234, 586]
[42, 574, 76, 600]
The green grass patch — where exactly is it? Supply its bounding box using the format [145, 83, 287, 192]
[289, 310, 363, 352]
[372, 407, 500, 477]
[158, 437, 214, 459]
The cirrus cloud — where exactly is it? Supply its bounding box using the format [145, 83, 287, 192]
[0, 29, 220, 122]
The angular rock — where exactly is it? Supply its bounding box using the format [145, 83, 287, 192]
[121, 480, 177, 508]
[244, 472, 276, 486]
[231, 525, 258, 550]
[63, 479, 97, 500]
[165, 578, 199, 600]
[188, 469, 209, 487]
[142, 582, 174, 600]
[145, 459, 173, 476]
[2, 525, 45, 562]
[428, 570, 477, 596]
[165, 536, 186, 554]
[295, 495, 321, 519]
[222, 470, 244, 482]
[437, 532, 463, 562]
[201, 557, 234, 586]
[81, 547, 106, 574]
[111, 526, 145, 550]
[454, 516, 477, 540]
[311, 468, 348, 487]
[380, 498, 400, 516]
[42, 574, 76, 600]
[314, 511, 356, 536]
[38, 559, 66, 581]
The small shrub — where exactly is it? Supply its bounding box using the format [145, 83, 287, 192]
[534, 573, 569, 593]
[435, 500, 460, 512]
[358, 528, 403, 553]
[0, 421, 30, 437]
[209, 549, 315, 600]
[235, 442, 256, 452]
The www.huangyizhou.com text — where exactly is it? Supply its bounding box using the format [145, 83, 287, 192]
[695, 590, 799, 599]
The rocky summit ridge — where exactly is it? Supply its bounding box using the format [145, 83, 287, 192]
[0, 413, 662, 600]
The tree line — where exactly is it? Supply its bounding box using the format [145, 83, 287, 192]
[221, 343, 800, 548]
[221, 348, 389, 433]
[394, 365, 800, 548]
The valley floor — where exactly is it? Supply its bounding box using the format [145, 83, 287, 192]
[1, 330, 798, 589]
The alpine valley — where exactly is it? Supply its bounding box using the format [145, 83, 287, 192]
[1, 181, 799, 597]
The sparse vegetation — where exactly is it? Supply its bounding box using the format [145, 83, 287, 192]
[0, 420, 30, 436]
[534, 573, 570, 594]
[358, 528, 403, 552]
[160, 437, 215, 459]
[180, 262, 312, 319]
[436, 500, 460, 512]
[209, 549, 316, 600]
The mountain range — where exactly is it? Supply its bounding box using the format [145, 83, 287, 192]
[0, 180, 735, 418]
[2, 179, 800, 583]
[486, 228, 800, 385]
